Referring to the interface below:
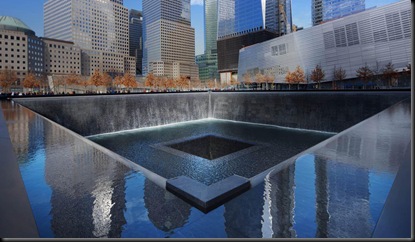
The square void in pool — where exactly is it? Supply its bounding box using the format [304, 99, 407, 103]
[89, 119, 333, 186]
[167, 135, 253, 160]
[89, 119, 333, 212]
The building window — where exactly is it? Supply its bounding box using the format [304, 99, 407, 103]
[334, 27, 347, 47]
[271, 46, 278, 56]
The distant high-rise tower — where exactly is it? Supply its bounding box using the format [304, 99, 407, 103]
[129, 9, 143, 75]
[312, 0, 365, 26]
[217, 0, 292, 83]
[44, 0, 136, 76]
[142, 0, 198, 79]
[197, 0, 219, 81]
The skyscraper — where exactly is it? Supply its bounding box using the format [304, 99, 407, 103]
[217, 0, 292, 83]
[142, 0, 198, 79]
[129, 9, 143, 75]
[197, 0, 219, 81]
[312, 0, 365, 26]
[44, 0, 135, 76]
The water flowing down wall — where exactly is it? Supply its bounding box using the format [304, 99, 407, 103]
[14, 91, 410, 136]
[210, 91, 410, 132]
[15, 93, 209, 136]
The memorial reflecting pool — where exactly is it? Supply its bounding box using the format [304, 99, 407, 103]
[1, 92, 410, 238]
[2, 97, 410, 238]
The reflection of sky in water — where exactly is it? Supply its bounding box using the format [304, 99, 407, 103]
[19, 146, 54, 238]
[293, 154, 317, 238]
[121, 172, 166, 238]
[368, 171, 394, 224]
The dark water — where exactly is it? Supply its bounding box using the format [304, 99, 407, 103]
[88, 119, 334, 185]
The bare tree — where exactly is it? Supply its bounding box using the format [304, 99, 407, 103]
[382, 62, 398, 88]
[356, 63, 374, 88]
[372, 61, 382, 86]
[310, 64, 325, 89]
[403, 63, 411, 80]
[333, 66, 346, 89]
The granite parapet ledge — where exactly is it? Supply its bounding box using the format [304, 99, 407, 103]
[166, 175, 250, 213]
[0, 101, 39, 238]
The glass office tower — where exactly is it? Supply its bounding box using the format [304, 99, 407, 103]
[218, 0, 292, 39]
[217, 0, 292, 83]
[197, 0, 219, 81]
[312, 0, 365, 26]
[129, 9, 143, 75]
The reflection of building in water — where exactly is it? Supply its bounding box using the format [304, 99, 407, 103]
[43, 123, 129, 238]
[324, 158, 371, 237]
[262, 154, 371, 238]
[311, 107, 411, 237]
[326, 120, 408, 172]
[144, 179, 191, 232]
[267, 164, 296, 238]
[314, 156, 329, 238]
[4, 102, 38, 162]
[224, 182, 265, 238]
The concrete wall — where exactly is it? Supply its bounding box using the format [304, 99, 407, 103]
[14, 91, 410, 136]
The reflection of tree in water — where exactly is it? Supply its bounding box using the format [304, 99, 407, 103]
[144, 179, 191, 233]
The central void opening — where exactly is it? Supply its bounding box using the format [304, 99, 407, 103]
[168, 135, 253, 160]
[89, 119, 333, 186]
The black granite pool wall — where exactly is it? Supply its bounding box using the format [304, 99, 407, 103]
[210, 91, 410, 133]
[15, 93, 209, 136]
[14, 91, 410, 136]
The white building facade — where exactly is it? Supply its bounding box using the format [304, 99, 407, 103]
[238, 0, 411, 84]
